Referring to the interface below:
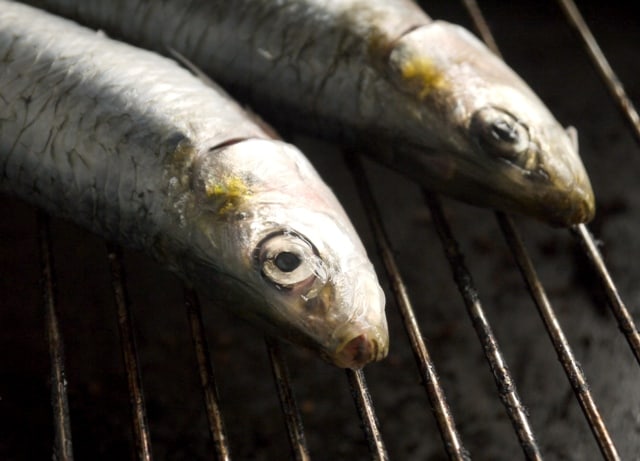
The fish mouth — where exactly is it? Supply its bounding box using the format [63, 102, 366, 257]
[541, 182, 595, 227]
[330, 330, 388, 369]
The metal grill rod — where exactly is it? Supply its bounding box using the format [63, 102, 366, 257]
[556, 0, 640, 146]
[265, 337, 311, 461]
[467, 0, 640, 371]
[461, 3, 630, 459]
[37, 212, 75, 461]
[497, 213, 620, 461]
[346, 369, 389, 461]
[570, 224, 640, 365]
[461, 0, 501, 57]
[424, 193, 543, 461]
[106, 244, 154, 461]
[554, 0, 640, 367]
[184, 288, 232, 461]
[345, 152, 469, 461]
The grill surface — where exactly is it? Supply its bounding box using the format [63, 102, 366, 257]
[1, 1, 639, 460]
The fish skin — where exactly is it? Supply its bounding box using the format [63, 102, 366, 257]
[23, 0, 596, 226]
[0, 1, 388, 369]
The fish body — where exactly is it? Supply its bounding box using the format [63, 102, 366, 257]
[23, 0, 595, 226]
[0, 1, 387, 369]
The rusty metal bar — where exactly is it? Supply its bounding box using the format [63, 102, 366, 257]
[556, 0, 640, 146]
[106, 244, 153, 461]
[345, 152, 468, 460]
[424, 193, 543, 461]
[461, 0, 502, 57]
[345, 369, 389, 461]
[37, 212, 75, 461]
[460, 3, 628, 459]
[265, 337, 311, 461]
[557, 0, 640, 366]
[570, 225, 640, 365]
[497, 213, 620, 461]
[184, 288, 232, 461]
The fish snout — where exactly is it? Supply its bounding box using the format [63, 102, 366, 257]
[331, 326, 389, 369]
[541, 133, 596, 226]
[545, 181, 596, 227]
[567, 183, 596, 225]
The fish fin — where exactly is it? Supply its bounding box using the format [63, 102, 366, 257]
[566, 126, 579, 152]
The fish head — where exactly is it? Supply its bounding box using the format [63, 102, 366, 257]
[190, 139, 388, 368]
[379, 21, 594, 226]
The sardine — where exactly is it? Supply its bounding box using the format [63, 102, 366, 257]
[22, 0, 596, 226]
[0, 1, 388, 369]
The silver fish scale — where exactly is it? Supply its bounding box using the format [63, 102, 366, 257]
[0, 3, 265, 249]
[24, 0, 428, 137]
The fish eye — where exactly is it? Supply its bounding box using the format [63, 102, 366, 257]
[255, 231, 321, 291]
[274, 252, 301, 272]
[471, 107, 530, 162]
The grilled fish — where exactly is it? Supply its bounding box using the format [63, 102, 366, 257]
[22, 0, 595, 226]
[0, 1, 388, 369]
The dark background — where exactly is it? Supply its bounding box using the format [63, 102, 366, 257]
[1, 1, 639, 459]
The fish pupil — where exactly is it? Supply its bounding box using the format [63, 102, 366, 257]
[491, 120, 518, 143]
[275, 252, 301, 272]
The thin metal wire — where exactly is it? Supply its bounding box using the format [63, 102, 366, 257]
[497, 213, 620, 461]
[570, 225, 640, 365]
[345, 369, 389, 461]
[106, 244, 153, 461]
[557, 0, 640, 366]
[424, 193, 543, 461]
[37, 212, 75, 461]
[461, 0, 502, 57]
[184, 288, 232, 461]
[345, 152, 469, 461]
[265, 337, 311, 461]
[460, 4, 626, 459]
[556, 0, 640, 146]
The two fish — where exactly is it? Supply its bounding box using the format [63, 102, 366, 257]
[24, 0, 595, 226]
[0, 0, 595, 368]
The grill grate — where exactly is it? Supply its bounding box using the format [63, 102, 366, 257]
[184, 288, 232, 461]
[37, 212, 74, 461]
[2, 1, 639, 460]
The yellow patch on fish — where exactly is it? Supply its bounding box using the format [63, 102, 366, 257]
[205, 176, 251, 215]
[400, 57, 447, 99]
[172, 139, 196, 164]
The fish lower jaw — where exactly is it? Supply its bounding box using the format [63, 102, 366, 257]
[329, 332, 387, 369]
